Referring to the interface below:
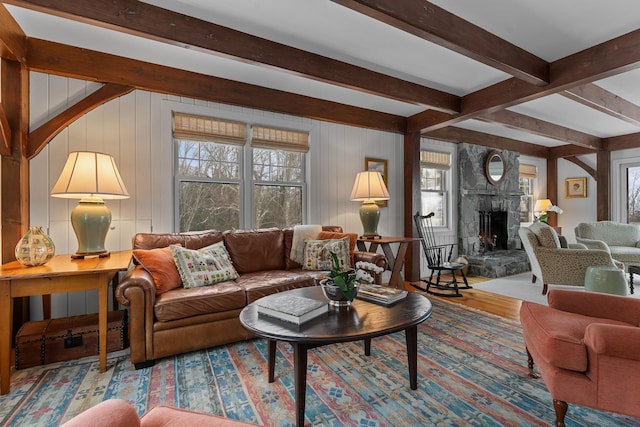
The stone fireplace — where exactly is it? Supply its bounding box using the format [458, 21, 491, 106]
[457, 144, 530, 277]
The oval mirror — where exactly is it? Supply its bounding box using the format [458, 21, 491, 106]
[485, 150, 505, 185]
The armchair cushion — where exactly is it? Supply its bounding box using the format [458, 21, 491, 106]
[528, 221, 560, 248]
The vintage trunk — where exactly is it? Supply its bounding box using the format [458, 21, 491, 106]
[15, 310, 128, 370]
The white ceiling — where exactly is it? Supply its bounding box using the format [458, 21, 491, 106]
[5, 0, 640, 149]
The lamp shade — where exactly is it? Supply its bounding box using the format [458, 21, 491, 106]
[533, 199, 552, 213]
[350, 171, 389, 201]
[51, 151, 129, 200]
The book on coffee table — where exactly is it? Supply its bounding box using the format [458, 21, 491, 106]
[256, 294, 328, 325]
[357, 284, 408, 306]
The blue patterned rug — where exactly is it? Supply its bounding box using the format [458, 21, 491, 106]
[1, 298, 639, 426]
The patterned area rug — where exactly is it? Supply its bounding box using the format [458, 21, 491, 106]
[1, 298, 639, 426]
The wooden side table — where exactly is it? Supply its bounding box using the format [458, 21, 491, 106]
[0, 250, 132, 395]
[357, 236, 419, 289]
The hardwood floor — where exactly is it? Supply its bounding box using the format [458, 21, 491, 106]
[405, 274, 522, 322]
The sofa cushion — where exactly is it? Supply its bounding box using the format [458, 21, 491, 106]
[133, 246, 182, 295]
[529, 221, 560, 248]
[235, 270, 321, 304]
[171, 242, 239, 289]
[223, 228, 285, 274]
[302, 236, 350, 270]
[520, 301, 632, 372]
[318, 231, 358, 266]
[154, 281, 246, 322]
[132, 229, 223, 251]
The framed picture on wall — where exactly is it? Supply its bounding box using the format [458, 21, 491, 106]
[566, 177, 587, 198]
[365, 157, 388, 207]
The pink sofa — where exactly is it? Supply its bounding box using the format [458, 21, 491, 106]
[520, 290, 640, 426]
[61, 399, 257, 427]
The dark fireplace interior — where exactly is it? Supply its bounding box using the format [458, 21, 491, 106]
[478, 210, 508, 251]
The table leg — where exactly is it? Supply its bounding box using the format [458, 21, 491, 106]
[405, 325, 418, 390]
[293, 343, 308, 427]
[364, 338, 371, 356]
[1, 283, 12, 395]
[383, 242, 410, 290]
[268, 339, 276, 382]
[98, 275, 108, 373]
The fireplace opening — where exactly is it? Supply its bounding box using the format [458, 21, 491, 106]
[478, 210, 508, 251]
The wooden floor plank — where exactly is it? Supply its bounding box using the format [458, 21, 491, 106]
[406, 274, 522, 322]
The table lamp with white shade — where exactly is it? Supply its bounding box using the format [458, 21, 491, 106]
[351, 171, 389, 239]
[51, 151, 129, 259]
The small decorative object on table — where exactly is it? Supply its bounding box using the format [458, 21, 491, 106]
[256, 294, 327, 325]
[357, 283, 408, 306]
[15, 226, 55, 266]
[320, 252, 384, 307]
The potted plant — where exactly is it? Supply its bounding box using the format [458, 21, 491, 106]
[320, 252, 383, 306]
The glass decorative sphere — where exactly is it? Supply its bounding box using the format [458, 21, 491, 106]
[15, 226, 55, 266]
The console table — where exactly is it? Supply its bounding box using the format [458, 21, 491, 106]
[357, 236, 419, 289]
[0, 250, 132, 395]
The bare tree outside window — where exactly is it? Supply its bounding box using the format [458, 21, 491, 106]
[628, 166, 640, 223]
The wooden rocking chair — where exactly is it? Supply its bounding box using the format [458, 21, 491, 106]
[413, 211, 471, 297]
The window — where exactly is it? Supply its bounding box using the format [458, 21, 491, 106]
[627, 165, 640, 223]
[174, 113, 307, 231]
[519, 163, 536, 223]
[420, 151, 451, 227]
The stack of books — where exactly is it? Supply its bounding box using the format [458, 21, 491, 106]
[357, 284, 408, 306]
[256, 294, 327, 325]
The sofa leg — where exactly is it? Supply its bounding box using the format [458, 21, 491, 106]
[553, 399, 568, 427]
[526, 347, 540, 379]
[542, 283, 548, 295]
[134, 360, 155, 370]
[532, 274, 537, 283]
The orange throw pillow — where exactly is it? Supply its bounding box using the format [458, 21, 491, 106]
[132, 246, 182, 294]
[318, 231, 358, 266]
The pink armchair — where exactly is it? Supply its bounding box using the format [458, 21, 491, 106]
[62, 399, 258, 427]
[520, 290, 640, 426]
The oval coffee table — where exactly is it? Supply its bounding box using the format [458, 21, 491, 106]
[239, 286, 433, 427]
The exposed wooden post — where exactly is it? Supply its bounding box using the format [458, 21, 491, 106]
[597, 150, 610, 220]
[404, 131, 421, 282]
[546, 157, 558, 227]
[1, 58, 30, 334]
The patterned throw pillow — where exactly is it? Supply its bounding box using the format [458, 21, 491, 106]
[302, 236, 350, 271]
[171, 242, 239, 288]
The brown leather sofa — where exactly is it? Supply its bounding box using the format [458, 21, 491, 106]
[116, 226, 386, 368]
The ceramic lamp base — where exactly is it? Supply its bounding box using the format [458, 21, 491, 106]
[359, 201, 380, 238]
[70, 197, 112, 258]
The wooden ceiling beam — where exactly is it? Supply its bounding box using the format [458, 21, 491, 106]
[25, 38, 407, 134]
[424, 126, 550, 158]
[562, 83, 640, 127]
[549, 144, 598, 158]
[4, 0, 460, 114]
[602, 132, 640, 151]
[332, 0, 548, 86]
[476, 110, 601, 149]
[0, 4, 27, 62]
[564, 157, 597, 181]
[409, 28, 640, 135]
[27, 83, 134, 159]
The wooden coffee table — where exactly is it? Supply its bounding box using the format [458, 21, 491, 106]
[239, 286, 432, 427]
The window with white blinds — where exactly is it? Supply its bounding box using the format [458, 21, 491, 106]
[173, 112, 307, 231]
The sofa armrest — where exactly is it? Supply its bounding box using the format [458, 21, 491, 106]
[115, 266, 158, 364]
[548, 289, 640, 326]
[575, 237, 610, 252]
[584, 323, 640, 361]
[142, 405, 259, 426]
[354, 250, 387, 284]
